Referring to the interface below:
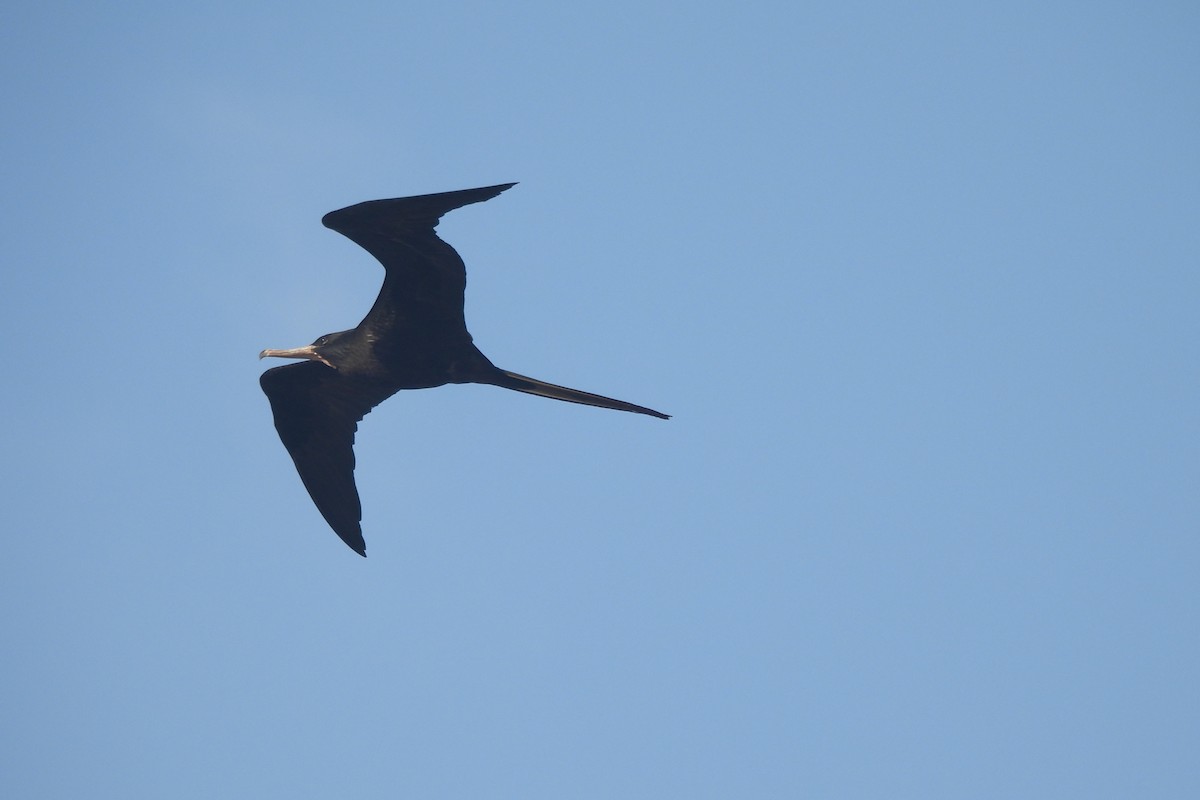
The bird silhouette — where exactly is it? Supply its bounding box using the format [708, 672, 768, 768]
[260, 183, 668, 556]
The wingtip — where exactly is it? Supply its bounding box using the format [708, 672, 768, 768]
[335, 527, 368, 557]
[321, 182, 519, 231]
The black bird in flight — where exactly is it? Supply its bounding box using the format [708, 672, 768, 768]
[260, 183, 668, 556]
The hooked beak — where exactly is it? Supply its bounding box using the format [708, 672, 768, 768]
[259, 345, 336, 369]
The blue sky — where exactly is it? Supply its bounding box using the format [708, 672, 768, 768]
[2, 2, 1197, 797]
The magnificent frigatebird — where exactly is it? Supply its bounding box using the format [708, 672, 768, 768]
[260, 183, 668, 556]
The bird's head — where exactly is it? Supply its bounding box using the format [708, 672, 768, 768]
[259, 330, 355, 370]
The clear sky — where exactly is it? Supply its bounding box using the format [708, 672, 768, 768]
[2, 2, 1197, 798]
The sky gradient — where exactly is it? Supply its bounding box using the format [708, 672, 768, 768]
[3, 3, 1197, 798]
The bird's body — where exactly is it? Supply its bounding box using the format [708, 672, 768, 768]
[260, 183, 667, 556]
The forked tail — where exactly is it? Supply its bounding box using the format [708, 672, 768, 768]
[491, 370, 670, 420]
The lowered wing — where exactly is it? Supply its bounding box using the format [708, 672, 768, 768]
[260, 361, 396, 556]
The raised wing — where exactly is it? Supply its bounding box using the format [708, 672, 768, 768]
[260, 361, 397, 556]
[321, 183, 517, 344]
